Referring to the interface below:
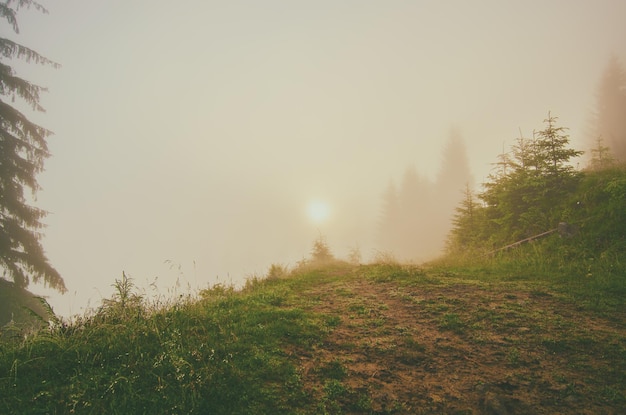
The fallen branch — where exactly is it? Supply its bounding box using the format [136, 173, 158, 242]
[484, 228, 558, 256]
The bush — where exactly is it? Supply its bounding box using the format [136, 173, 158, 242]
[311, 235, 334, 263]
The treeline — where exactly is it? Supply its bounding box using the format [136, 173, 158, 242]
[447, 113, 626, 258]
[378, 130, 471, 261]
[377, 56, 626, 264]
[447, 54, 626, 258]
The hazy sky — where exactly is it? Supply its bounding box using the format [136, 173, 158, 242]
[10, 0, 626, 317]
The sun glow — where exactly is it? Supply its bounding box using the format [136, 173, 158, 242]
[307, 201, 330, 224]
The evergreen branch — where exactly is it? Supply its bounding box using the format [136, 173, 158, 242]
[0, 3, 19, 33]
[0, 126, 49, 168]
[4, 0, 48, 15]
[0, 98, 52, 152]
[0, 0, 64, 293]
[0, 38, 60, 68]
[0, 62, 46, 111]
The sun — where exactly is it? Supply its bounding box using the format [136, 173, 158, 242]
[307, 201, 330, 224]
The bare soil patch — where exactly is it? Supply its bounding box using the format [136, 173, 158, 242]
[292, 271, 626, 414]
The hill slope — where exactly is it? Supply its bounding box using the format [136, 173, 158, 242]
[1, 263, 625, 414]
[289, 265, 626, 414]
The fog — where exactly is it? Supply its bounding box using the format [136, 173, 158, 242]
[12, 1, 625, 317]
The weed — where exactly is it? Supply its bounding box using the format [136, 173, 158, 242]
[311, 235, 334, 263]
[397, 337, 427, 365]
[507, 347, 521, 366]
[542, 338, 570, 354]
[325, 315, 342, 329]
[335, 287, 354, 297]
[439, 313, 466, 334]
[348, 303, 369, 316]
[317, 359, 347, 380]
[267, 263, 289, 280]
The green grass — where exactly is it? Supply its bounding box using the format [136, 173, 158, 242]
[1, 254, 625, 414]
[429, 235, 626, 313]
[0, 268, 336, 414]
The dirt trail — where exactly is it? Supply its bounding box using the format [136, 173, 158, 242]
[293, 273, 626, 414]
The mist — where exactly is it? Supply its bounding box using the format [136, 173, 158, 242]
[11, 0, 625, 317]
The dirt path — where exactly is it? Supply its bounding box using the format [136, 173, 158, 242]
[292, 272, 626, 414]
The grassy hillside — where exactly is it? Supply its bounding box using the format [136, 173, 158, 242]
[1, 260, 625, 414]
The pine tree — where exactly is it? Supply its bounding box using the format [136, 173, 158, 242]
[437, 129, 472, 193]
[588, 135, 616, 171]
[310, 235, 334, 263]
[510, 131, 537, 173]
[447, 183, 481, 253]
[0, 0, 64, 291]
[378, 180, 401, 252]
[512, 114, 582, 233]
[398, 165, 437, 259]
[479, 144, 519, 244]
[592, 56, 626, 162]
[378, 131, 473, 260]
[534, 112, 583, 177]
[435, 129, 473, 253]
[478, 115, 582, 245]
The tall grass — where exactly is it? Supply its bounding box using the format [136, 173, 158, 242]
[0, 269, 337, 414]
[432, 233, 626, 311]
[1, 237, 623, 413]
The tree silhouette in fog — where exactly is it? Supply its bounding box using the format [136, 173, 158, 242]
[590, 56, 626, 163]
[447, 183, 481, 252]
[437, 128, 472, 206]
[310, 235, 334, 263]
[378, 130, 471, 260]
[0, 0, 64, 291]
[588, 136, 616, 171]
[378, 180, 401, 252]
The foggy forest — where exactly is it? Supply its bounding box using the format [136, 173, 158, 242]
[1, 1, 626, 413]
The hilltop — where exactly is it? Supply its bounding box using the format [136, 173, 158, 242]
[1, 261, 625, 414]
